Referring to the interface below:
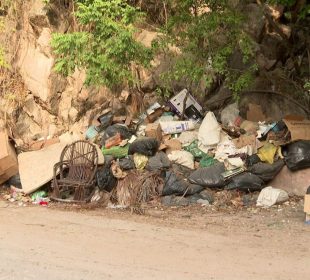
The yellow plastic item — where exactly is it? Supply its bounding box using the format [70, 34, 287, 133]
[257, 143, 278, 164]
[133, 153, 149, 170]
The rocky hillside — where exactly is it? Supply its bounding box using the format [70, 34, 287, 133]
[0, 0, 309, 146]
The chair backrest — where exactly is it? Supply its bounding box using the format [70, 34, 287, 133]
[60, 140, 98, 181]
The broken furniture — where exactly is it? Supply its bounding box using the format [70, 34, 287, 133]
[51, 140, 98, 203]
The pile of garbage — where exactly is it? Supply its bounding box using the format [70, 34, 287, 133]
[1, 89, 310, 210]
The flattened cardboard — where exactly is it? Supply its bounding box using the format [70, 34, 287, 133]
[164, 139, 182, 151]
[19, 143, 67, 194]
[19, 135, 104, 194]
[233, 134, 257, 149]
[145, 123, 162, 141]
[304, 195, 310, 214]
[0, 131, 18, 184]
[283, 118, 310, 141]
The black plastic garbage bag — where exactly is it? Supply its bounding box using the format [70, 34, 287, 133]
[246, 154, 262, 167]
[199, 188, 215, 204]
[161, 195, 190, 206]
[118, 156, 135, 170]
[146, 151, 171, 171]
[171, 163, 193, 178]
[249, 159, 284, 182]
[282, 140, 310, 171]
[128, 137, 159, 156]
[101, 124, 132, 146]
[188, 163, 226, 188]
[187, 193, 204, 204]
[162, 171, 204, 196]
[6, 173, 22, 188]
[226, 172, 264, 191]
[96, 156, 117, 192]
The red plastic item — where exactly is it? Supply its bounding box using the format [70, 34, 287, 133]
[105, 133, 122, 149]
[39, 201, 48, 206]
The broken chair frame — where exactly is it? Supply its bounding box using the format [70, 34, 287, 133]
[51, 140, 98, 203]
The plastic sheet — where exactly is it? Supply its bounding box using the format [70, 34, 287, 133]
[101, 145, 129, 158]
[184, 140, 207, 158]
[133, 154, 149, 170]
[199, 156, 217, 167]
[257, 143, 278, 164]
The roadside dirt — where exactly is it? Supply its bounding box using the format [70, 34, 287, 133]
[0, 199, 309, 280]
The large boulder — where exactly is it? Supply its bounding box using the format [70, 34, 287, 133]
[242, 3, 265, 42]
[269, 166, 310, 196]
[17, 38, 54, 102]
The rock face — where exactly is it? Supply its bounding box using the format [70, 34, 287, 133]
[0, 0, 309, 144]
[0, 0, 114, 144]
[18, 40, 54, 102]
[270, 166, 310, 196]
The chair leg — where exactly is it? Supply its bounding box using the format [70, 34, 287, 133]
[74, 186, 85, 201]
[52, 180, 60, 198]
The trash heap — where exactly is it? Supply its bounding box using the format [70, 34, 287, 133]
[85, 89, 310, 208]
[1, 89, 310, 210]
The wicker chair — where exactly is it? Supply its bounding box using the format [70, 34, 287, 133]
[51, 140, 98, 203]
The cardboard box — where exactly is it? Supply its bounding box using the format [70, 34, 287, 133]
[168, 89, 203, 120]
[283, 118, 310, 141]
[304, 195, 310, 214]
[164, 139, 182, 151]
[0, 131, 18, 184]
[145, 123, 162, 141]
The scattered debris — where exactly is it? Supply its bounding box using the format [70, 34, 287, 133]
[1, 90, 309, 218]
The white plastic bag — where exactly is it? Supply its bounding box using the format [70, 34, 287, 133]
[178, 131, 198, 146]
[221, 103, 239, 126]
[198, 112, 221, 147]
[256, 186, 289, 207]
[167, 150, 195, 169]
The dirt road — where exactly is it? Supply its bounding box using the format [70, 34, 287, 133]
[0, 205, 309, 280]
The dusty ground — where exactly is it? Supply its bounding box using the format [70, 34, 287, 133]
[0, 198, 310, 280]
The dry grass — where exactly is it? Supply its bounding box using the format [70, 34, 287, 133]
[114, 170, 163, 209]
